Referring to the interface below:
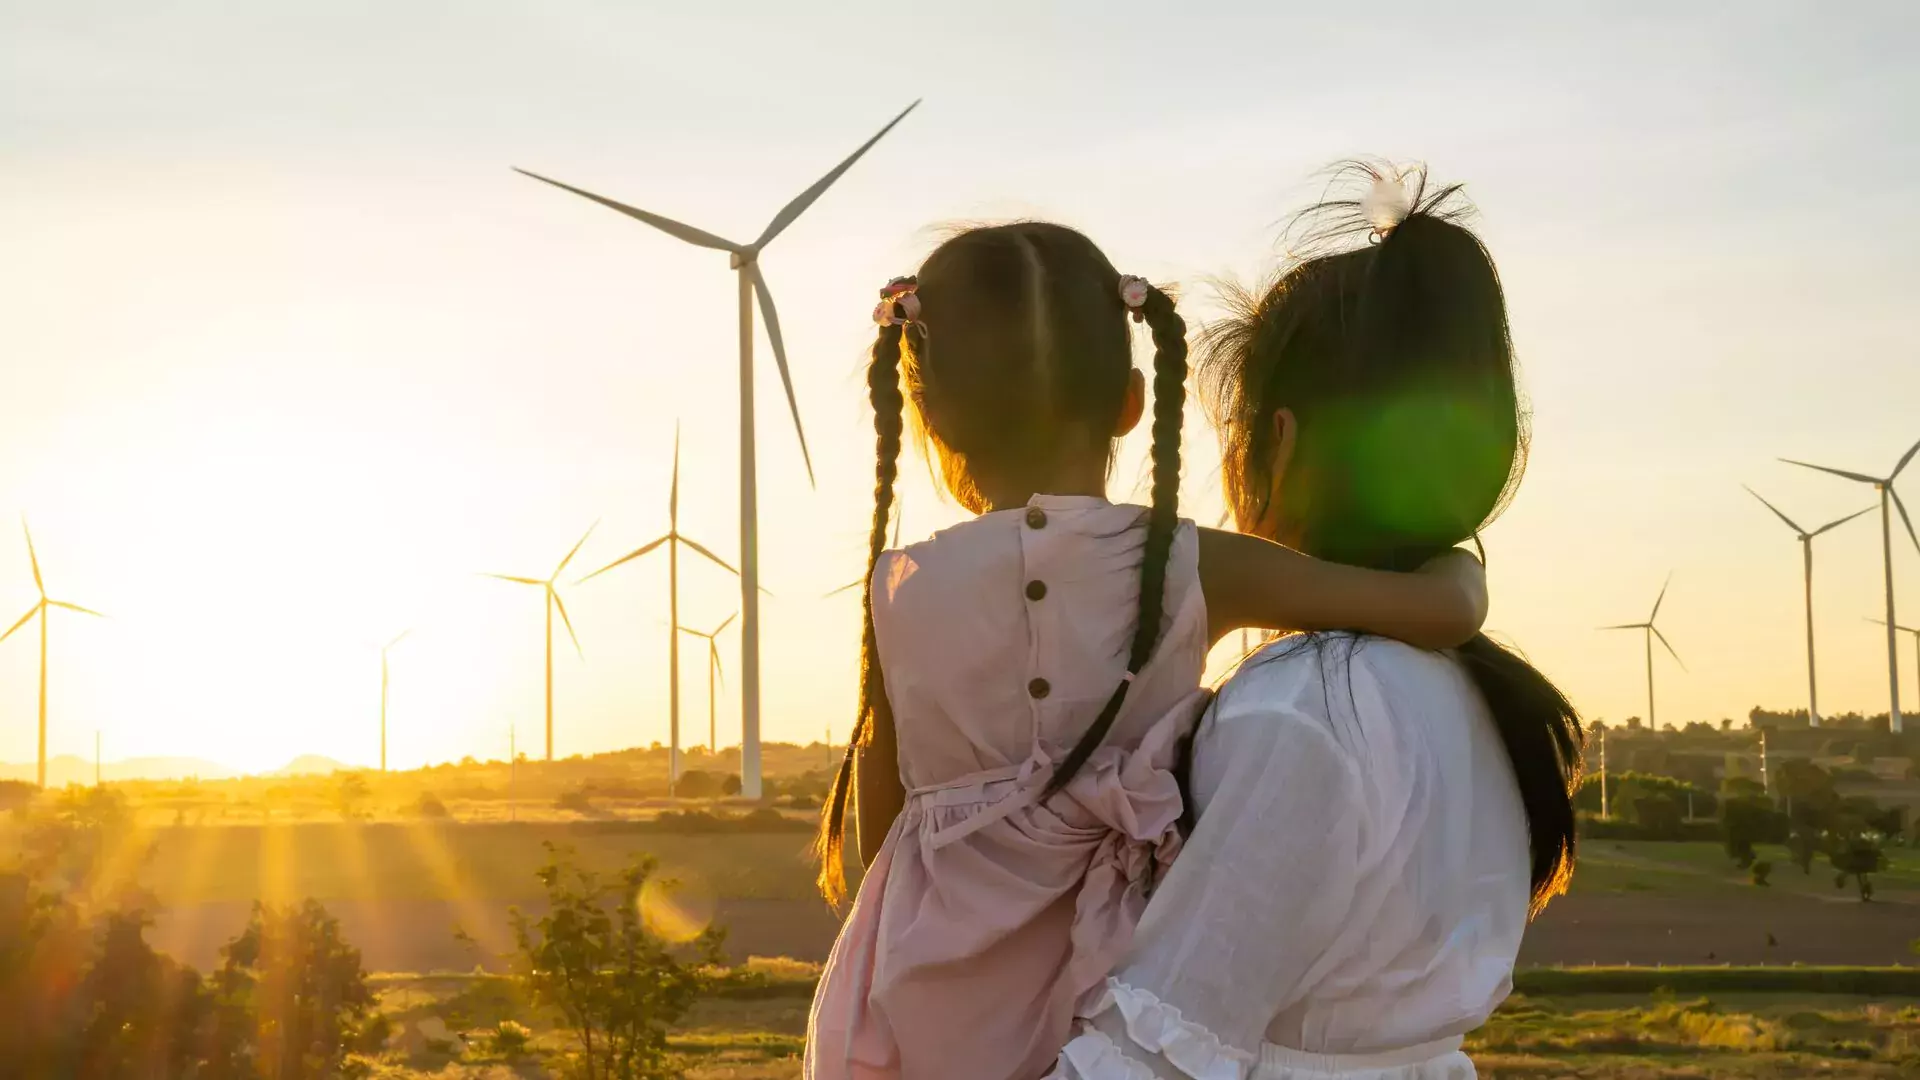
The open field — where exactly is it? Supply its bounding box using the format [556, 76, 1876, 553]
[12, 821, 1915, 973]
[354, 966, 1920, 1078]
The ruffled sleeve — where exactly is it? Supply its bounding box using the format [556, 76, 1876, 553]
[1052, 674, 1368, 1079]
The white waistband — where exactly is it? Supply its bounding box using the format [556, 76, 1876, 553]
[1260, 1034, 1465, 1071]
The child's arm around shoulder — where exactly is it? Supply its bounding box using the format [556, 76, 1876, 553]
[1197, 528, 1487, 650]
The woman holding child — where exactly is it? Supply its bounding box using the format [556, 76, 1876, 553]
[807, 162, 1581, 1080]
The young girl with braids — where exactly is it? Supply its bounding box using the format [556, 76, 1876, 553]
[805, 222, 1490, 1080]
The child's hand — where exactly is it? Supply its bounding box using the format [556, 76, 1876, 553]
[1416, 547, 1488, 647]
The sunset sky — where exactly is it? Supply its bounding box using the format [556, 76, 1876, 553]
[3, 3, 1918, 772]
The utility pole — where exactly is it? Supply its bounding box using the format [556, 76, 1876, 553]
[1760, 729, 1770, 796]
[509, 724, 518, 824]
[1599, 727, 1609, 819]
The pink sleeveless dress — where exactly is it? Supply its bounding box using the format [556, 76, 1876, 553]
[806, 494, 1211, 1080]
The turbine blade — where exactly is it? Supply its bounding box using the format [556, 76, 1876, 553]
[0, 604, 39, 643]
[1893, 435, 1920, 480]
[552, 588, 582, 658]
[1893, 489, 1920, 556]
[512, 168, 742, 252]
[1742, 485, 1804, 534]
[677, 535, 739, 577]
[714, 612, 737, 636]
[386, 628, 412, 650]
[486, 574, 547, 586]
[1779, 458, 1881, 485]
[1810, 505, 1875, 536]
[750, 264, 816, 487]
[22, 517, 43, 594]
[554, 520, 600, 579]
[1650, 573, 1672, 623]
[1600, 622, 1649, 631]
[751, 100, 920, 251]
[48, 600, 103, 618]
[579, 533, 671, 582]
[710, 641, 724, 683]
[1652, 627, 1686, 671]
[892, 501, 903, 548]
[670, 422, 681, 526]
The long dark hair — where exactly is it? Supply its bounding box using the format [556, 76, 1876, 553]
[1197, 162, 1583, 915]
[813, 223, 1189, 905]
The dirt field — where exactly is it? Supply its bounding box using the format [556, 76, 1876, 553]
[121, 825, 1920, 973]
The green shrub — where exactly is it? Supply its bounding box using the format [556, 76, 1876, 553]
[505, 843, 722, 1080]
[1750, 860, 1772, 887]
[488, 1019, 533, 1057]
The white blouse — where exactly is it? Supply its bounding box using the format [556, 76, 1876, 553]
[1052, 635, 1532, 1080]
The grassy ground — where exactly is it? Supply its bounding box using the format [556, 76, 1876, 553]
[351, 965, 1920, 1079]
[1573, 839, 1920, 901]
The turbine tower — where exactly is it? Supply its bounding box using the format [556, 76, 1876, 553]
[679, 613, 736, 754]
[378, 630, 411, 772]
[1602, 575, 1684, 729]
[1743, 487, 1871, 726]
[1782, 436, 1920, 732]
[580, 428, 739, 792]
[516, 100, 920, 798]
[1, 518, 104, 788]
[487, 522, 596, 761]
[1868, 619, 1920, 707]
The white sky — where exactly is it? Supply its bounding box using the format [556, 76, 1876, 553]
[2, 1, 1918, 770]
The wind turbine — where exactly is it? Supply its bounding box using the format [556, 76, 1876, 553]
[1, 518, 104, 788]
[579, 429, 742, 792]
[1868, 618, 1920, 707]
[1743, 487, 1871, 726]
[1602, 575, 1684, 729]
[378, 630, 411, 773]
[1781, 436, 1920, 732]
[486, 522, 596, 762]
[516, 100, 920, 799]
[679, 613, 737, 754]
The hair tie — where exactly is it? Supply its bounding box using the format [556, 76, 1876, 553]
[1118, 275, 1151, 322]
[873, 275, 924, 331]
[1361, 165, 1418, 243]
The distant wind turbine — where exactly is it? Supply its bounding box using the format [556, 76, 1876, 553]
[516, 100, 920, 799]
[378, 630, 411, 773]
[1, 518, 104, 788]
[1781, 436, 1920, 732]
[487, 522, 597, 761]
[1602, 575, 1684, 729]
[579, 428, 742, 792]
[1743, 487, 1871, 726]
[1868, 618, 1920, 702]
[679, 613, 736, 754]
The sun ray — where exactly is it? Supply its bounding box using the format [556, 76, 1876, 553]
[397, 819, 501, 963]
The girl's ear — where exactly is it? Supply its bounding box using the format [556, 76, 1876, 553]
[1113, 368, 1147, 437]
[1270, 406, 1298, 480]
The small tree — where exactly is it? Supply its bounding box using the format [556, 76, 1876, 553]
[330, 774, 371, 821]
[204, 900, 376, 1080]
[1749, 861, 1772, 887]
[1631, 793, 1685, 839]
[1721, 795, 1782, 869]
[507, 843, 721, 1080]
[1829, 833, 1884, 902]
[1786, 830, 1820, 875]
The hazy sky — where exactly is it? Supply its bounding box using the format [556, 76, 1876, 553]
[3, 2, 1918, 771]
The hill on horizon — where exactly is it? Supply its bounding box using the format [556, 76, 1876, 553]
[0, 754, 239, 786]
